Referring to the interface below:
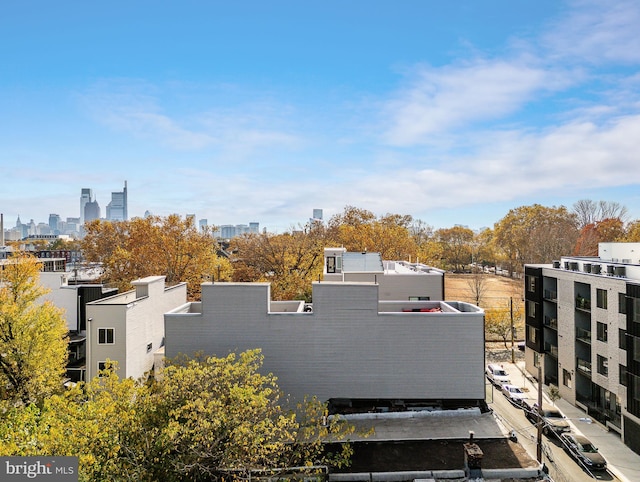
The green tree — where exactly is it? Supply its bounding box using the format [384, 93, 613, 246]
[0, 351, 353, 481]
[0, 254, 68, 406]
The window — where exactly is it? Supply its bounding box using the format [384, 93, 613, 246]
[326, 256, 336, 273]
[596, 322, 608, 342]
[620, 329, 627, 350]
[563, 369, 572, 388]
[597, 355, 609, 377]
[633, 298, 640, 323]
[146, 342, 153, 353]
[596, 289, 608, 309]
[634, 337, 640, 363]
[528, 326, 538, 344]
[409, 296, 430, 301]
[97, 361, 114, 376]
[619, 293, 627, 314]
[620, 365, 628, 387]
[527, 300, 536, 318]
[98, 328, 115, 344]
[527, 275, 536, 293]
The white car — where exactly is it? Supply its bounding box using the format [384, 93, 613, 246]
[486, 364, 510, 385]
[501, 384, 526, 405]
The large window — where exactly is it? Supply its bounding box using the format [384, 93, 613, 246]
[619, 293, 627, 314]
[597, 288, 608, 309]
[597, 355, 609, 377]
[620, 365, 628, 387]
[528, 326, 538, 344]
[620, 329, 627, 350]
[563, 369, 572, 388]
[98, 328, 115, 345]
[597, 322, 608, 342]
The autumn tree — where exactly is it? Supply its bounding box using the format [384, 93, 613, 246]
[572, 199, 628, 229]
[0, 351, 353, 482]
[0, 253, 68, 406]
[230, 223, 326, 301]
[434, 225, 474, 272]
[82, 215, 231, 300]
[485, 297, 523, 349]
[574, 218, 627, 256]
[493, 204, 578, 275]
[622, 220, 640, 242]
[326, 206, 418, 261]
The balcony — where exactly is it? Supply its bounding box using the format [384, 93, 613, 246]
[575, 296, 591, 311]
[576, 327, 592, 344]
[577, 358, 592, 376]
[544, 316, 558, 329]
[544, 343, 558, 358]
[543, 289, 557, 301]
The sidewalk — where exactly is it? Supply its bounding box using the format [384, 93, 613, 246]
[505, 361, 640, 482]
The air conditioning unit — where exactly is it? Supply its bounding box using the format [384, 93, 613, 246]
[552, 261, 560, 268]
[591, 264, 601, 274]
[614, 266, 626, 277]
[607, 265, 615, 275]
[583, 263, 591, 273]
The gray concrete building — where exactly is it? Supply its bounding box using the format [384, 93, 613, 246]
[165, 249, 484, 407]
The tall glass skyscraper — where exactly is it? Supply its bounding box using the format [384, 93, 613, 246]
[106, 181, 128, 221]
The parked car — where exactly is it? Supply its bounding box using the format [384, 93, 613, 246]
[501, 384, 527, 405]
[560, 433, 607, 470]
[486, 364, 510, 386]
[524, 402, 570, 436]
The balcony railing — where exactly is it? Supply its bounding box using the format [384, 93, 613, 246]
[544, 289, 558, 301]
[544, 316, 558, 329]
[576, 296, 591, 311]
[544, 343, 558, 358]
[577, 358, 592, 376]
[576, 327, 592, 344]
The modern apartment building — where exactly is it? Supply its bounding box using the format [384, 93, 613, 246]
[86, 276, 187, 381]
[524, 242, 640, 454]
[165, 249, 484, 408]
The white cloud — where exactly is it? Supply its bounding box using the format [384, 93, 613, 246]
[382, 58, 570, 146]
[543, 0, 640, 64]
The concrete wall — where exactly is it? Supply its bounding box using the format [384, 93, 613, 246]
[165, 281, 484, 403]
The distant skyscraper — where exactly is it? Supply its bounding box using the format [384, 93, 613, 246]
[199, 219, 208, 232]
[49, 214, 61, 234]
[312, 209, 323, 221]
[80, 188, 93, 225]
[106, 181, 128, 221]
[249, 222, 259, 233]
[84, 201, 101, 222]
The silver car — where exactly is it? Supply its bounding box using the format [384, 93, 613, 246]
[560, 433, 607, 470]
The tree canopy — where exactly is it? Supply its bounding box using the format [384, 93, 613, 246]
[0, 350, 353, 481]
[82, 214, 232, 300]
[0, 253, 68, 406]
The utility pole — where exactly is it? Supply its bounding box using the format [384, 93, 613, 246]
[536, 357, 544, 463]
[510, 297, 515, 363]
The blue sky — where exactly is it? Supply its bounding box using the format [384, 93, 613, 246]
[1, 1, 639, 233]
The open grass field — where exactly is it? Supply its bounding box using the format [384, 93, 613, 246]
[445, 273, 523, 307]
[445, 273, 526, 348]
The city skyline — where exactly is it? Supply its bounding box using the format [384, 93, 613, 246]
[2, 1, 640, 233]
